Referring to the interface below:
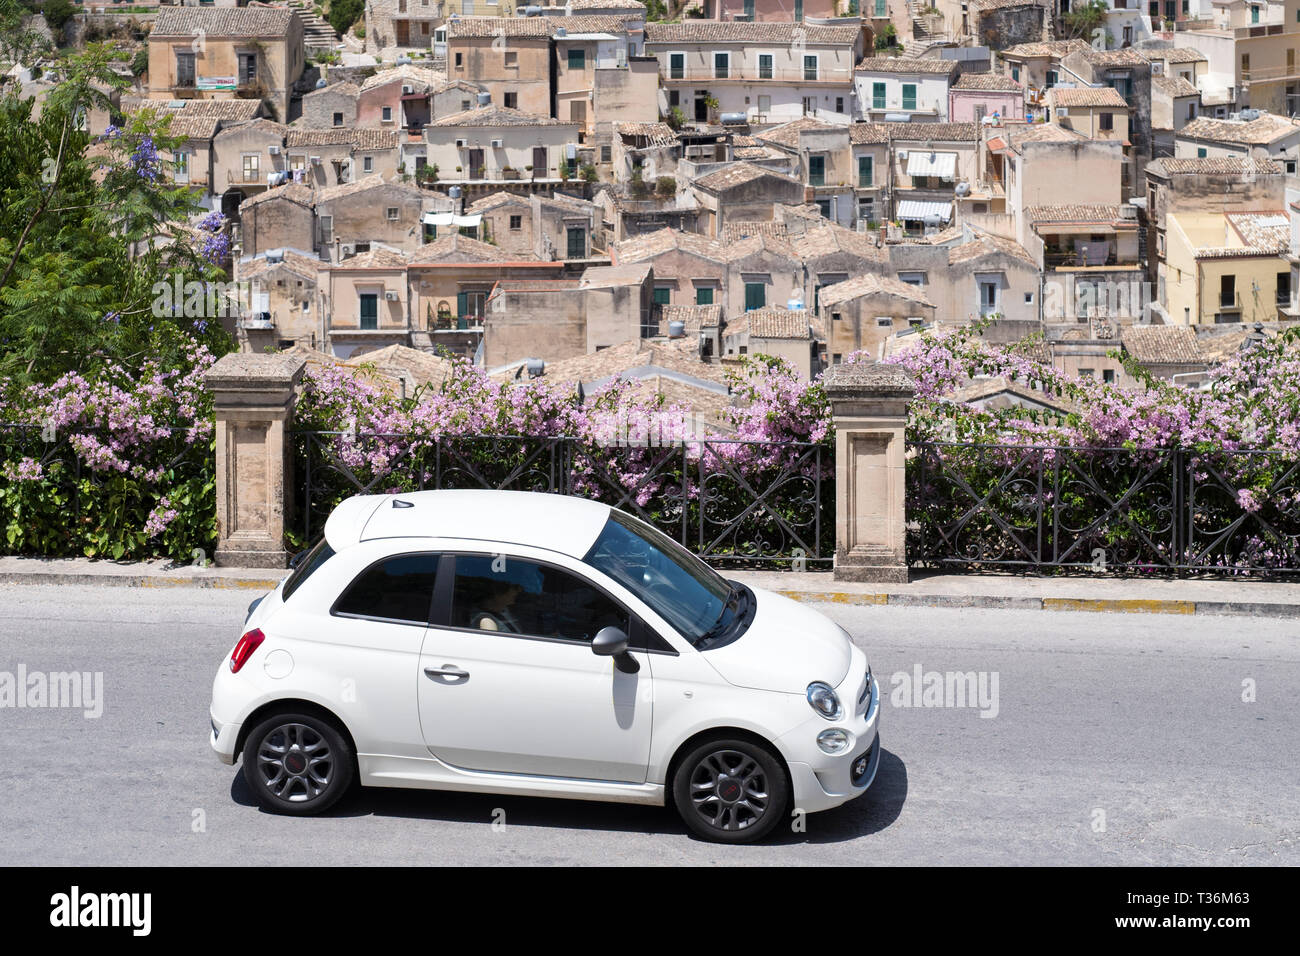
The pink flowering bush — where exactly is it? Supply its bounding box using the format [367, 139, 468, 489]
[0, 340, 217, 561]
[292, 355, 834, 561]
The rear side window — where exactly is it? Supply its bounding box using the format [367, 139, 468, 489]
[282, 538, 335, 602]
[333, 553, 440, 625]
[450, 554, 628, 643]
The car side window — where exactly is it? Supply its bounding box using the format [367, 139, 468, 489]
[333, 553, 440, 625]
[450, 554, 629, 644]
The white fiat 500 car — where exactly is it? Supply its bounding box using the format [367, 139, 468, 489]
[210, 489, 879, 843]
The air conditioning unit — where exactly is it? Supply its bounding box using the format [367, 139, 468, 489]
[455, 138, 467, 148]
[268, 145, 281, 155]
[384, 290, 399, 301]
[490, 138, 504, 149]
[1119, 204, 1138, 220]
[402, 85, 413, 94]
[340, 243, 354, 257]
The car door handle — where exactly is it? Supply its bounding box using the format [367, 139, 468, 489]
[424, 665, 470, 684]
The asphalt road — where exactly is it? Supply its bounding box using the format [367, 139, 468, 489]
[0, 584, 1296, 865]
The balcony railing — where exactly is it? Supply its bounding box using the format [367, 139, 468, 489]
[663, 65, 852, 84]
[1044, 249, 1125, 270]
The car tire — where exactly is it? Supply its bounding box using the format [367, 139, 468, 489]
[241, 712, 355, 816]
[671, 737, 789, 844]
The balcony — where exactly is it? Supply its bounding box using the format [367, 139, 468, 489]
[662, 65, 852, 85]
[239, 313, 274, 331]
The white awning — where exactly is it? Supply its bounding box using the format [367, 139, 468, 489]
[420, 212, 482, 227]
[896, 200, 953, 222]
[905, 150, 957, 178]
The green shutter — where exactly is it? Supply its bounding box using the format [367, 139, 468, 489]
[809, 155, 825, 186]
[360, 294, 378, 330]
[858, 155, 873, 187]
[902, 83, 916, 110]
[568, 48, 585, 70]
[872, 82, 885, 110]
[744, 282, 765, 311]
[696, 286, 713, 305]
[653, 287, 671, 306]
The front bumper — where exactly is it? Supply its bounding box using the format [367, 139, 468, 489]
[781, 667, 881, 815]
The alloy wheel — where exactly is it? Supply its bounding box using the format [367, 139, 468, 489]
[255, 722, 334, 803]
[688, 749, 770, 832]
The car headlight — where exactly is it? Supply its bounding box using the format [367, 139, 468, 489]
[806, 681, 843, 720]
[817, 729, 851, 754]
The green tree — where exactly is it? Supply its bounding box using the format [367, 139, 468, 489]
[1062, 0, 1110, 44]
[0, 44, 231, 384]
[328, 0, 364, 36]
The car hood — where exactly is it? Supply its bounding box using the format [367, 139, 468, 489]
[700, 586, 852, 693]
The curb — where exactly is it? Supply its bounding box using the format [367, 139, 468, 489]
[771, 589, 1300, 619]
[0, 572, 284, 591]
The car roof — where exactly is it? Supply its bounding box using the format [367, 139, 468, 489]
[322, 489, 613, 559]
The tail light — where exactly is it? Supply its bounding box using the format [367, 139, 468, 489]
[230, 628, 265, 673]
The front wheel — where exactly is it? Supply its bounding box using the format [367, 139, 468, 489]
[241, 712, 354, 816]
[671, 738, 789, 844]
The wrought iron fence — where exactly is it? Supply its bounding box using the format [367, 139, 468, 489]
[292, 431, 832, 566]
[908, 442, 1300, 575]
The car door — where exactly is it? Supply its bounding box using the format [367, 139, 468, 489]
[417, 552, 652, 782]
[275, 547, 441, 760]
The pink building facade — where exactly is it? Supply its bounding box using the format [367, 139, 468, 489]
[948, 87, 1025, 124]
[709, 0, 840, 22]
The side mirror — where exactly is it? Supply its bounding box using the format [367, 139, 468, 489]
[592, 626, 639, 674]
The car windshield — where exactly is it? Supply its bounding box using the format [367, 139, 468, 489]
[583, 510, 732, 646]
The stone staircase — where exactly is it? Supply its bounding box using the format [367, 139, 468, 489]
[287, 0, 341, 56]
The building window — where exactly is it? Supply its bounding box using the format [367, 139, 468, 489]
[1046, 69, 1058, 87]
[803, 55, 818, 82]
[601, 145, 611, 163]
[1103, 369, 1115, 384]
[174, 150, 190, 182]
[364, 156, 374, 173]
[858, 155, 873, 187]
[1278, 271, 1291, 304]
[653, 286, 671, 307]
[238, 53, 257, 86]
[696, 285, 714, 305]
[504, 92, 518, 109]
[386, 207, 399, 220]
[509, 215, 522, 230]
[872, 82, 886, 110]
[899, 272, 925, 286]
[1197, 147, 1207, 158]
[669, 52, 685, 80]
[566, 228, 586, 259]
[758, 94, 771, 114]
[359, 293, 378, 330]
[758, 54, 773, 80]
[333, 112, 343, 127]
[1187, 102, 1197, 121]
[715, 52, 729, 79]
[902, 83, 917, 110]
[1099, 112, 1113, 131]
[1011, 66, 1020, 83]
[176, 51, 195, 87]
[875, 317, 891, 328]
[455, 53, 463, 68]
[808, 154, 825, 186]
[318, 215, 333, 245]
[242, 154, 259, 182]
[382, 106, 392, 122]
[978, 279, 999, 316]
[505, 51, 518, 67]
[568, 49, 585, 71]
[744, 282, 765, 311]
[836, 96, 844, 113]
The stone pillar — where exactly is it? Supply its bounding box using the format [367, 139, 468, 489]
[824, 361, 915, 584]
[204, 353, 307, 568]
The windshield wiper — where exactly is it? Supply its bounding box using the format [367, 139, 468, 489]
[694, 582, 742, 649]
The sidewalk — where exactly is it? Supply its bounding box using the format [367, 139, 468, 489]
[729, 570, 1300, 619]
[0, 556, 1297, 617]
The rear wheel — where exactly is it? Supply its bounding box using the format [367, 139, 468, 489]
[671, 737, 789, 844]
[241, 712, 354, 816]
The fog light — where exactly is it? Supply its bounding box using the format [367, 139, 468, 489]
[817, 729, 851, 754]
